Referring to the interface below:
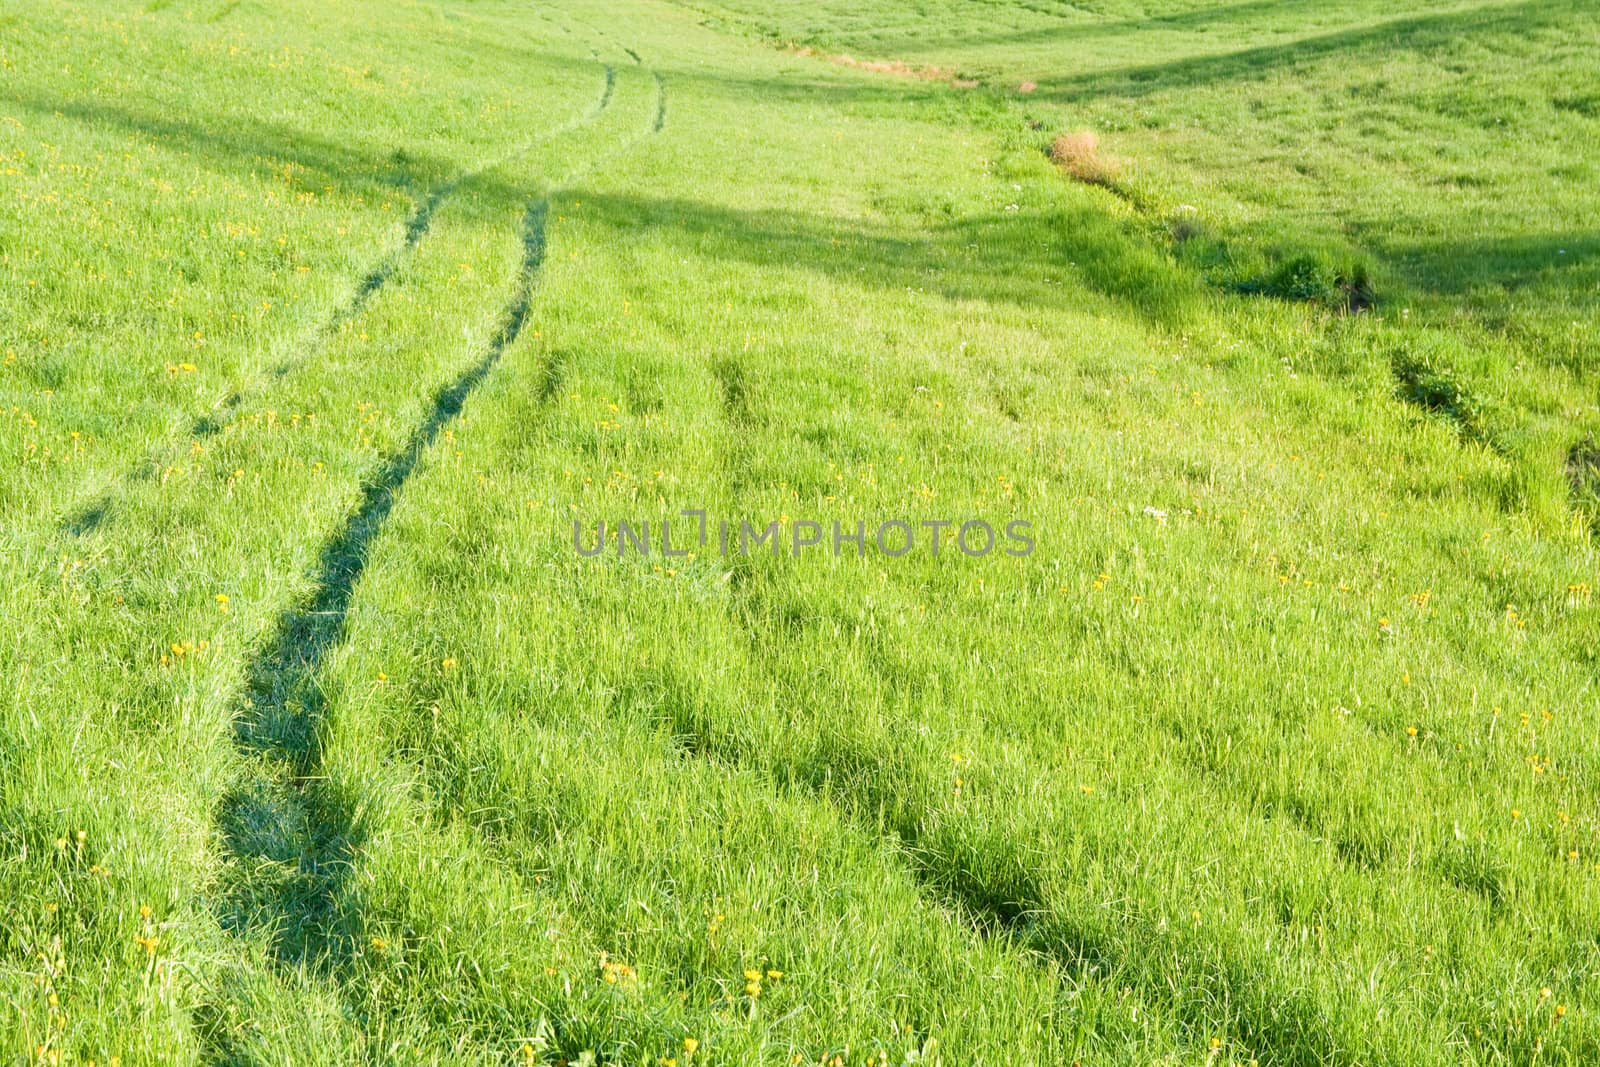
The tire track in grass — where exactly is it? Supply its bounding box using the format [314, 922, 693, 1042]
[667, 366, 1355, 1064]
[211, 194, 546, 962]
[198, 198, 551, 1062]
[198, 61, 668, 1058]
[61, 56, 617, 537]
[695, 590, 1347, 1063]
[652, 72, 668, 132]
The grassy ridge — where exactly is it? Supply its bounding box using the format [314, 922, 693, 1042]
[2, 0, 1598, 1063]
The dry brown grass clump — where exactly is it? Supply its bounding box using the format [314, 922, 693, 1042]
[1049, 130, 1120, 187]
[795, 47, 955, 82]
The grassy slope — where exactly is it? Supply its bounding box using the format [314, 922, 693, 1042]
[2, 0, 1598, 1063]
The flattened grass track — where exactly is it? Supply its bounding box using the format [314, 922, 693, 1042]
[202, 35, 671, 1053]
[61, 54, 622, 538]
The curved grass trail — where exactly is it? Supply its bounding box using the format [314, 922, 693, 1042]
[59, 54, 620, 538]
[197, 195, 553, 1063]
[0, 3, 646, 1058]
[196, 49, 671, 1061]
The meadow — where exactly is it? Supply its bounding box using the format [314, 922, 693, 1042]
[1, 0, 1597, 1063]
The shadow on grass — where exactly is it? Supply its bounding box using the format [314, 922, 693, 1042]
[573, 190, 1203, 325]
[671, 0, 1567, 111]
[895, 0, 1399, 51]
[589, 0, 1578, 123]
[1025, 0, 1566, 103]
[0, 50, 612, 211]
[1370, 230, 1600, 299]
[639, 623, 1353, 1066]
[0, 89, 435, 198]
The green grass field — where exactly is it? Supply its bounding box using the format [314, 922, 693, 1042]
[2, 0, 1598, 1062]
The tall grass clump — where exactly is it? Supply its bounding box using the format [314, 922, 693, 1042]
[1237, 248, 1376, 312]
[1569, 436, 1600, 528]
[1049, 130, 1120, 188]
[1389, 344, 1490, 443]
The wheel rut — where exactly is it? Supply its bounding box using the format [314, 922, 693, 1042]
[61, 56, 616, 537]
[675, 375, 1350, 1065]
[197, 46, 670, 1060]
